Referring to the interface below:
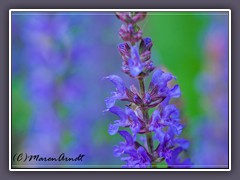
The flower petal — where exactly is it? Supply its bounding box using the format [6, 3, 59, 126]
[172, 124, 184, 135]
[144, 93, 151, 104]
[105, 96, 117, 109]
[109, 106, 127, 120]
[169, 84, 181, 98]
[162, 105, 180, 121]
[166, 147, 183, 165]
[125, 107, 142, 137]
[137, 146, 151, 162]
[158, 72, 174, 89]
[151, 70, 173, 88]
[149, 109, 161, 131]
[108, 124, 119, 135]
[149, 69, 163, 88]
[125, 107, 138, 122]
[154, 127, 165, 143]
[113, 144, 124, 157]
[118, 130, 134, 146]
[128, 46, 143, 77]
[175, 138, 190, 150]
[105, 75, 126, 94]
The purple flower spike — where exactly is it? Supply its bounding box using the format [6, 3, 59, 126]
[106, 11, 192, 168]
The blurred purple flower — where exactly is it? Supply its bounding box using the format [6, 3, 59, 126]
[193, 16, 229, 167]
[12, 12, 122, 167]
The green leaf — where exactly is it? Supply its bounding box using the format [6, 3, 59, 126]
[12, 78, 31, 134]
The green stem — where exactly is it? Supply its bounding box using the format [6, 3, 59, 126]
[138, 78, 154, 155]
[138, 78, 145, 97]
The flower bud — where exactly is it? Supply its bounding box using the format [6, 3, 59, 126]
[115, 12, 131, 24]
[119, 24, 142, 43]
[118, 43, 131, 61]
[132, 12, 147, 23]
[139, 37, 153, 54]
[116, 12, 147, 24]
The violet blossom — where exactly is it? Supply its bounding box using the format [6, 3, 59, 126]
[105, 12, 192, 168]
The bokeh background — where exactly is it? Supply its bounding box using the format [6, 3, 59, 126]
[11, 11, 229, 168]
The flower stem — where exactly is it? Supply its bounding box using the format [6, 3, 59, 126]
[138, 77, 145, 97]
[138, 78, 154, 155]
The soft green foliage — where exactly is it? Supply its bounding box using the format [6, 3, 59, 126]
[62, 131, 75, 148]
[145, 12, 209, 123]
[12, 78, 31, 134]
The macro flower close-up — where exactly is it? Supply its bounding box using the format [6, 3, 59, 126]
[104, 12, 191, 168]
[11, 10, 230, 170]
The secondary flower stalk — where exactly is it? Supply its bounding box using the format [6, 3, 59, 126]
[105, 12, 192, 168]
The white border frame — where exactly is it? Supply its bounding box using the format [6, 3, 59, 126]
[9, 9, 231, 171]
